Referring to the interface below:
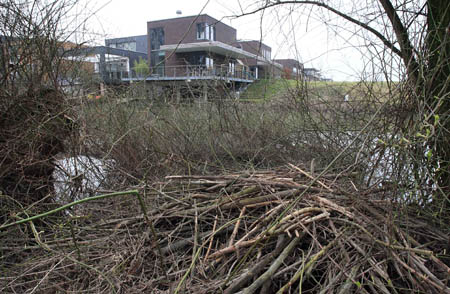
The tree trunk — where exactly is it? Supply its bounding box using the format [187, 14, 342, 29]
[426, 0, 450, 202]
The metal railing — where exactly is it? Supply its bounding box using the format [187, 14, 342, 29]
[118, 64, 255, 81]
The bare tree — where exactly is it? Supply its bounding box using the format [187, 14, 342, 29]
[0, 0, 84, 206]
[229, 0, 450, 210]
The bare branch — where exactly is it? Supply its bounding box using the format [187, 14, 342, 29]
[228, 0, 403, 58]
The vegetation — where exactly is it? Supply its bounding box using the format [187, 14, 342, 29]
[0, 0, 449, 293]
[133, 57, 150, 77]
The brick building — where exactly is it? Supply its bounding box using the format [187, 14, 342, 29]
[273, 59, 304, 79]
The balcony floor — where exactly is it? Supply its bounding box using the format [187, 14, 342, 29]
[122, 75, 253, 83]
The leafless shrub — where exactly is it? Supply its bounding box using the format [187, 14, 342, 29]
[0, 0, 91, 210]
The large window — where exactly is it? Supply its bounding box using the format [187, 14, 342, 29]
[150, 51, 165, 75]
[197, 23, 216, 41]
[150, 27, 165, 75]
[150, 27, 165, 50]
[108, 41, 137, 51]
[206, 57, 213, 69]
[118, 42, 136, 51]
[228, 61, 235, 75]
[261, 49, 271, 60]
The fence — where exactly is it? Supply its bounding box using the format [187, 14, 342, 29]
[114, 64, 255, 81]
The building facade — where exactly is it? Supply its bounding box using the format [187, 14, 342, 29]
[145, 14, 259, 82]
[234, 40, 282, 79]
[273, 59, 304, 79]
[105, 35, 148, 53]
[304, 67, 321, 81]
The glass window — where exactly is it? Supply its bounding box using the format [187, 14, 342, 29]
[150, 27, 165, 50]
[150, 51, 165, 75]
[228, 61, 235, 74]
[197, 23, 215, 41]
[197, 23, 205, 39]
[261, 49, 271, 60]
[206, 57, 213, 69]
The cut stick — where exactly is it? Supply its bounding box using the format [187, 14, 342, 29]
[242, 236, 302, 294]
[288, 163, 334, 192]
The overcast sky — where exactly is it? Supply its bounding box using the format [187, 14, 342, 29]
[79, 0, 384, 81]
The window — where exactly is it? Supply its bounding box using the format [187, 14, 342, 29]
[117, 42, 136, 51]
[206, 57, 213, 69]
[228, 61, 235, 74]
[293, 67, 298, 74]
[150, 27, 165, 50]
[261, 49, 271, 60]
[150, 51, 165, 75]
[197, 23, 216, 41]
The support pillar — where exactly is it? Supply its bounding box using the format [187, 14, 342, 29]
[203, 82, 208, 102]
[176, 85, 181, 103]
[100, 82, 105, 96]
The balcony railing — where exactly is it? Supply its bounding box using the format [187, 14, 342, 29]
[119, 64, 255, 81]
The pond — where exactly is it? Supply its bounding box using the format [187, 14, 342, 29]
[53, 155, 115, 204]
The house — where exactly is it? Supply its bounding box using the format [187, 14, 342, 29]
[235, 40, 283, 79]
[70, 14, 309, 100]
[65, 46, 147, 83]
[273, 59, 304, 79]
[144, 14, 261, 83]
[304, 67, 321, 81]
[105, 35, 148, 53]
[62, 45, 147, 96]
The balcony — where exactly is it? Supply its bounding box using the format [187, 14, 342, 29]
[120, 65, 255, 83]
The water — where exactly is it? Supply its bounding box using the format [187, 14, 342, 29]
[53, 155, 115, 204]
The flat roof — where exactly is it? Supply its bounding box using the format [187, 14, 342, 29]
[257, 57, 283, 69]
[161, 41, 284, 69]
[237, 39, 271, 49]
[105, 35, 147, 41]
[160, 41, 255, 59]
[147, 14, 236, 31]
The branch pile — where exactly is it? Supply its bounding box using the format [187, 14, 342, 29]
[1, 165, 449, 293]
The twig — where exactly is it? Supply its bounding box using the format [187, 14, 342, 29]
[242, 236, 302, 294]
[208, 239, 261, 260]
[174, 219, 240, 294]
[29, 220, 117, 293]
[0, 190, 140, 230]
[229, 206, 246, 247]
[335, 218, 433, 256]
[276, 232, 342, 294]
[204, 215, 218, 261]
[162, 225, 234, 254]
[224, 235, 288, 294]
[288, 163, 334, 192]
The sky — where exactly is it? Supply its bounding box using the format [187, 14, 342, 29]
[77, 0, 389, 81]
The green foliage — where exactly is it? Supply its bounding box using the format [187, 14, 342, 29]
[133, 57, 150, 77]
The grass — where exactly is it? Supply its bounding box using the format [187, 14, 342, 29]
[240, 78, 296, 100]
[242, 78, 392, 103]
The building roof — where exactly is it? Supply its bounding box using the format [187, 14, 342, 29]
[304, 67, 320, 72]
[147, 14, 236, 31]
[160, 41, 283, 69]
[160, 41, 255, 59]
